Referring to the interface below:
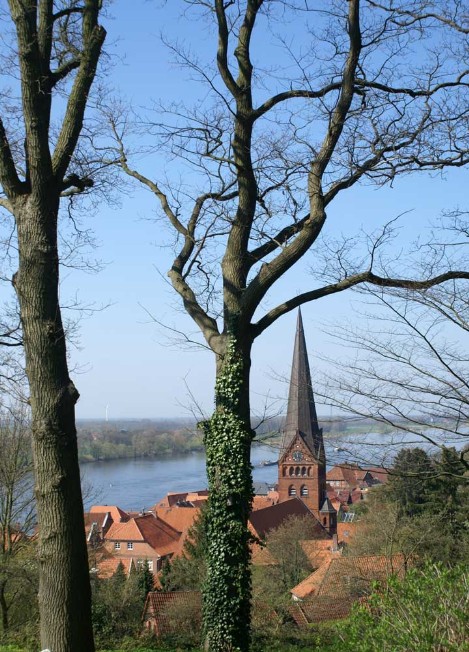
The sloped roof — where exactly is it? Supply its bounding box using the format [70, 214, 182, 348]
[326, 464, 363, 487]
[289, 598, 353, 624]
[291, 558, 333, 599]
[327, 488, 354, 506]
[90, 505, 128, 523]
[349, 489, 364, 504]
[281, 309, 323, 460]
[248, 497, 327, 539]
[320, 497, 337, 513]
[143, 591, 202, 636]
[105, 513, 181, 555]
[154, 505, 201, 541]
[336, 521, 358, 543]
[153, 490, 209, 510]
[300, 539, 337, 568]
[365, 466, 389, 483]
[253, 481, 271, 496]
[252, 492, 279, 511]
[96, 556, 135, 579]
[84, 511, 108, 536]
[291, 554, 406, 600]
[251, 542, 277, 566]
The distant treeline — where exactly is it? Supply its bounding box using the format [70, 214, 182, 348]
[76, 415, 398, 463]
[77, 422, 204, 462]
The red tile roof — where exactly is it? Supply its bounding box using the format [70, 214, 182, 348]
[336, 521, 358, 543]
[154, 490, 209, 510]
[105, 513, 181, 556]
[90, 505, 129, 523]
[143, 591, 202, 636]
[96, 556, 135, 579]
[84, 511, 109, 538]
[291, 553, 407, 602]
[289, 598, 352, 624]
[326, 464, 365, 487]
[249, 498, 327, 539]
[252, 492, 279, 510]
[300, 539, 338, 567]
[365, 466, 389, 483]
[154, 505, 201, 551]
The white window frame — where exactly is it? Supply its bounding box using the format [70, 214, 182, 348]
[114, 542, 120, 550]
[127, 542, 133, 550]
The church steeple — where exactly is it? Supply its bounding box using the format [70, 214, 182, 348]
[277, 309, 330, 525]
[282, 308, 324, 461]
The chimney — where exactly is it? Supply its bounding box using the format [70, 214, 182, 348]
[332, 533, 339, 552]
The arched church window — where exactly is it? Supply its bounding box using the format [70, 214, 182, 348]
[307, 467, 311, 477]
[295, 466, 300, 476]
[289, 467, 294, 476]
[288, 485, 296, 496]
[301, 466, 306, 476]
[300, 485, 308, 496]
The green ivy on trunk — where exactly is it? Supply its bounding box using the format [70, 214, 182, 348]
[201, 336, 254, 652]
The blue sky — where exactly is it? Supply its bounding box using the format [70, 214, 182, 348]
[4, 1, 468, 419]
[72, 1, 468, 419]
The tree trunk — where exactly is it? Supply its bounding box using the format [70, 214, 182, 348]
[13, 196, 94, 652]
[203, 332, 254, 652]
[0, 579, 8, 632]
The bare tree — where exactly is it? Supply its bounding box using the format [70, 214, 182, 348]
[317, 280, 469, 470]
[116, 2, 469, 649]
[0, 407, 35, 634]
[0, 2, 107, 650]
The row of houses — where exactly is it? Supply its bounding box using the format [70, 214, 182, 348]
[85, 454, 388, 581]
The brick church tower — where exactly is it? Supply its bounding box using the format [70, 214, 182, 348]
[277, 310, 336, 535]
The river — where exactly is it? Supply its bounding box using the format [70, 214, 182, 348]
[80, 429, 466, 510]
[81, 444, 280, 510]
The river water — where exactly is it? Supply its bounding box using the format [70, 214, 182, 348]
[80, 431, 443, 510]
[81, 444, 280, 510]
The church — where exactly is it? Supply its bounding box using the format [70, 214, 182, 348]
[276, 309, 337, 536]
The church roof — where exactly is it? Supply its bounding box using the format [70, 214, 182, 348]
[282, 309, 324, 460]
[248, 498, 327, 539]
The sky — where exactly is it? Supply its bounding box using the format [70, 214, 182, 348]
[2, 1, 469, 419]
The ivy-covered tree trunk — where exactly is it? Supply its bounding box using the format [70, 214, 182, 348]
[202, 334, 254, 652]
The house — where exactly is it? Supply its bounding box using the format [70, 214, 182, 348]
[289, 554, 407, 623]
[143, 591, 202, 637]
[143, 591, 278, 638]
[103, 512, 182, 572]
[326, 463, 388, 492]
[95, 556, 136, 579]
[153, 490, 209, 511]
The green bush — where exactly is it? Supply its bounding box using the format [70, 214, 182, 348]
[340, 562, 469, 652]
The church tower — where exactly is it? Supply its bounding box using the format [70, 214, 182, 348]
[277, 310, 336, 534]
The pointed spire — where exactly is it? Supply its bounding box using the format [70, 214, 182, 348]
[282, 308, 324, 459]
[320, 497, 337, 514]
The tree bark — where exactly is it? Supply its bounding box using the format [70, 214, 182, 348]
[0, 579, 8, 632]
[203, 332, 254, 652]
[13, 196, 94, 652]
